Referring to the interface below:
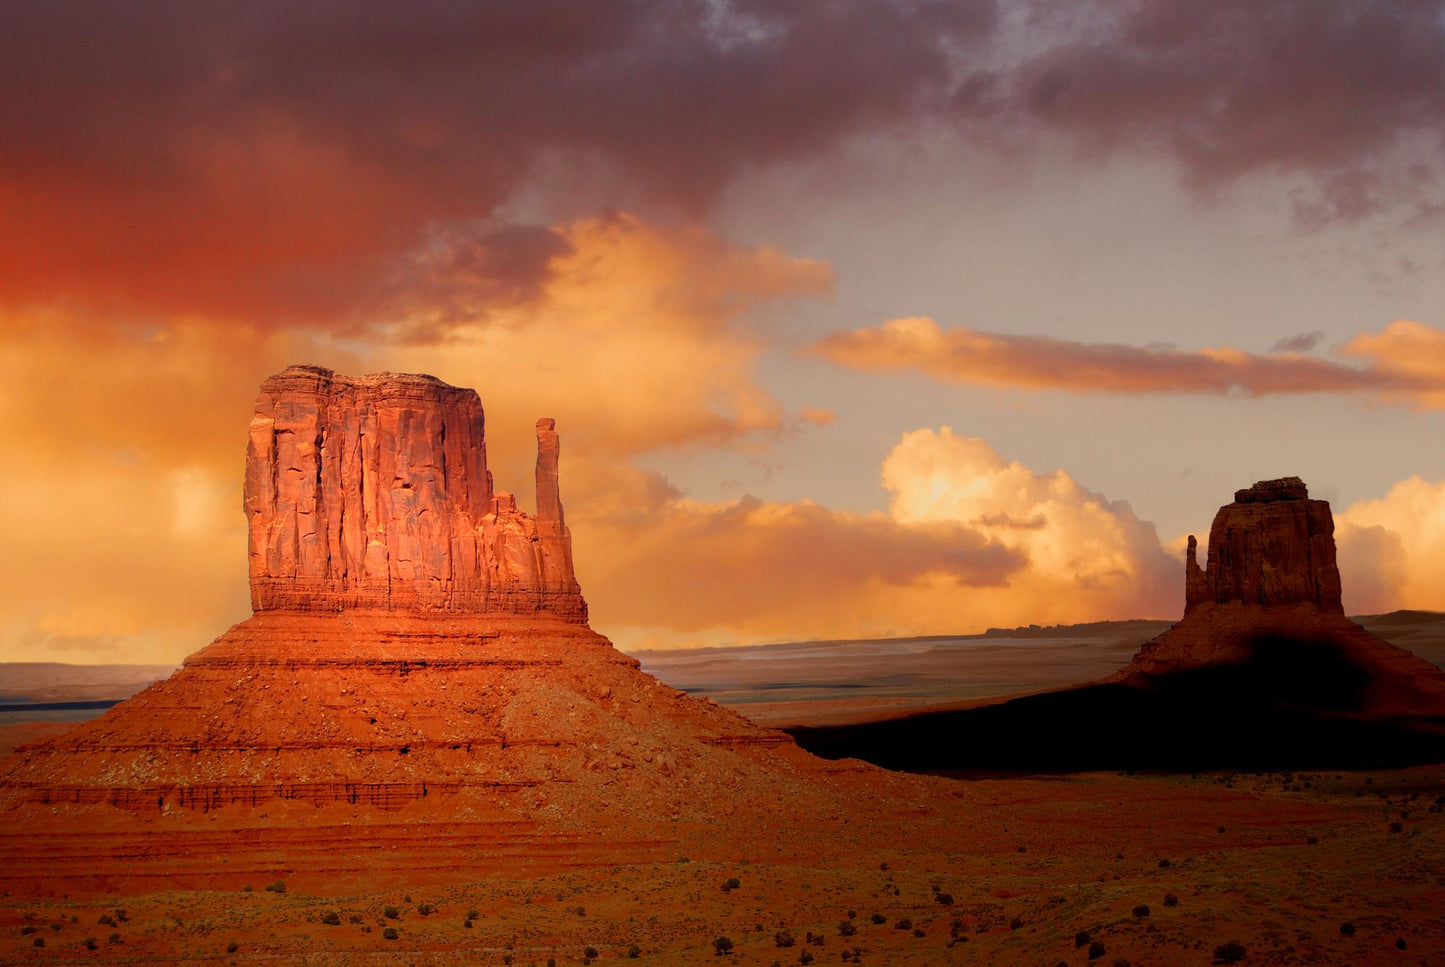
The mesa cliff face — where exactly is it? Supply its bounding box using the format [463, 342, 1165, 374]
[1184, 476, 1341, 613]
[245, 365, 585, 619]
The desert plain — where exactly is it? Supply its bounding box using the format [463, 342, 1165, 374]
[1, 371, 1443, 967]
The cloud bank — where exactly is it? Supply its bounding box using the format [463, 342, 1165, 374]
[811, 316, 1445, 406]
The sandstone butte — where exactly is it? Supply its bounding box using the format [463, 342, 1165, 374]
[788, 477, 1445, 773]
[0, 366, 946, 897]
[1111, 476, 1445, 717]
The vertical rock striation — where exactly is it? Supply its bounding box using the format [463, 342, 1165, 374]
[245, 365, 586, 619]
[1184, 476, 1342, 613]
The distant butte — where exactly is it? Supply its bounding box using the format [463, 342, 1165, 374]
[793, 477, 1445, 771]
[1115, 477, 1445, 718]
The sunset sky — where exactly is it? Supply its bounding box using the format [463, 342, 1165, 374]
[4, 1, 1445, 663]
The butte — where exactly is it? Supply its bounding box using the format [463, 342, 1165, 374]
[0, 366, 933, 896]
[794, 477, 1445, 772]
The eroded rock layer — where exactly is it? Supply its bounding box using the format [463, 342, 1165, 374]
[245, 365, 585, 619]
[1184, 476, 1341, 613]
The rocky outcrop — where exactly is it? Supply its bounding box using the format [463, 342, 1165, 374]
[1116, 477, 1445, 719]
[1185, 476, 1342, 613]
[245, 365, 585, 619]
[0, 363, 868, 865]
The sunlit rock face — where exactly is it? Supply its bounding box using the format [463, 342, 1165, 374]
[1184, 477, 1342, 614]
[244, 365, 586, 620]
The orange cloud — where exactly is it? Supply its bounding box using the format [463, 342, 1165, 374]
[0, 215, 833, 662]
[583, 429, 1178, 650]
[810, 316, 1445, 404]
[384, 213, 833, 470]
[1337, 476, 1445, 614]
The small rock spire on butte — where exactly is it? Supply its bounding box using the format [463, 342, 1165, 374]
[244, 365, 585, 619]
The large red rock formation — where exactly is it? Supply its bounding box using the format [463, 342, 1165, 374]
[0, 366, 917, 894]
[246, 365, 584, 618]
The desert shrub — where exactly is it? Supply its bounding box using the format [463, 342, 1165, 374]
[1132, 905, 1150, 918]
[1340, 922, 1356, 936]
[879, 861, 889, 870]
[1011, 916, 1024, 930]
[382, 927, 398, 940]
[226, 941, 238, 953]
[1213, 941, 1246, 963]
[775, 929, 795, 948]
[713, 936, 734, 955]
[321, 912, 341, 926]
[894, 918, 912, 930]
[1397, 938, 1408, 950]
[934, 892, 954, 905]
[870, 912, 886, 924]
[33, 938, 44, 948]
[837, 920, 857, 937]
[416, 903, 434, 916]
[628, 943, 642, 958]
[1088, 940, 1106, 960]
[243, 885, 252, 892]
[584, 946, 599, 959]
[83, 937, 98, 950]
[98, 914, 116, 927]
[1111, 959, 1130, 967]
[463, 919, 473, 929]
[403, 894, 412, 903]
[383, 906, 400, 920]
[913, 928, 925, 937]
[846, 908, 856, 919]
[1075, 931, 1091, 948]
[502, 956, 514, 966]
[1157, 859, 1171, 869]
[798, 952, 815, 965]
[1389, 821, 1403, 833]
[1163, 893, 1179, 908]
[115, 910, 128, 922]
[20, 926, 34, 935]
[108, 933, 122, 944]
[265, 880, 287, 893]
[349, 914, 363, 925]
[468, 908, 480, 920]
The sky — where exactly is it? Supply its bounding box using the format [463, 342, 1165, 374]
[3, 0, 1445, 662]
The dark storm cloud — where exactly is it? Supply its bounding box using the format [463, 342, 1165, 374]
[0, 0, 993, 324]
[1012, 0, 1445, 209]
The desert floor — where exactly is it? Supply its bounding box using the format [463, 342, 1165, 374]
[2, 765, 1442, 965]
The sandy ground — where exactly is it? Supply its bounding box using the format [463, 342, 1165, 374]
[2, 766, 1442, 964]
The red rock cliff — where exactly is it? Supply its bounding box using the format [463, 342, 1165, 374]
[244, 365, 586, 619]
[1184, 476, 1342, 614]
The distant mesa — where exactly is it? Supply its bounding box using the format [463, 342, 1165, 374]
[793, 477, 1445, 771]
[1183, 476, 1340, 614]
